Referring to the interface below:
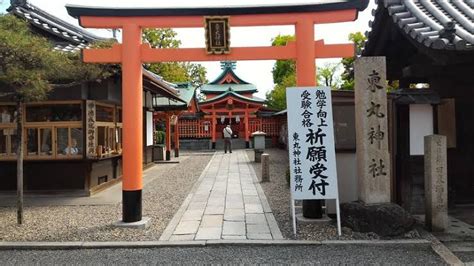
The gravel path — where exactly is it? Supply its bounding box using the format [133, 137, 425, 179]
[0, 153, 213, 242]
[247, 148, 421, 241]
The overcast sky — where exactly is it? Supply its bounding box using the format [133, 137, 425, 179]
[1, 0, 377, 98]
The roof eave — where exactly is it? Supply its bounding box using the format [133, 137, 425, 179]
[66, 1, 369, 18]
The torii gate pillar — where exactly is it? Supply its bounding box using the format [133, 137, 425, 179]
[121, 24, 143, 222]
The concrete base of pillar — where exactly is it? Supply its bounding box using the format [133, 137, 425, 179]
[166, 150, 171, 161]
[113, 217, 151, 229]
[296, 213, 331, 225]
[174, 149, 179, 157]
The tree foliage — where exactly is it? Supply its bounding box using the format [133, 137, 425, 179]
[271, 35, 296, 85]
[0, 14, 115, 100]
[340, 32, 367, 90]
[266, 34, 296, 110]
[317, 62, 341, 90]
[142, 28, 208, 87]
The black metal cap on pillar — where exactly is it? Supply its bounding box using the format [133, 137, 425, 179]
[123, 190, 142, 222]
[246, 141, 250, 148]
[166, 150, 171, 161]
[302, 199, 323, 218]
[212, 142, 216, 149]
[174, 149, 179, 157]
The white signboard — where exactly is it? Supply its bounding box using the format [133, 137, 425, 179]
[286, 87, 341, 235]
[287, 87, 339, 199]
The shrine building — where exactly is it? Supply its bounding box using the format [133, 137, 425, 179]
[174, 61, 282, 150]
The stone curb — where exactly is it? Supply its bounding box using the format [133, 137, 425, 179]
[0, 239, 432, 250]
[0, 241, 206, 250]
[417, 228, 464, 266]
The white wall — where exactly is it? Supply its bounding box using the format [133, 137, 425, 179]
[409, 104, 433, 155]
[146, 111, 153, 146]
[327, 153, 358, 213]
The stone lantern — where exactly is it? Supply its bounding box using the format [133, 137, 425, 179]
[252, 131, 266, 162]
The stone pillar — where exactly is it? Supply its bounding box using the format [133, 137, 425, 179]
[424, 135, 448, 231]
[355, 56, 391, 204]
[261, 153, 270, 182]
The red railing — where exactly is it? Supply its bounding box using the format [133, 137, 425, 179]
[178, 119, 212, 138]
[248, 118, 280, 137]
[179, 118, 281, 138]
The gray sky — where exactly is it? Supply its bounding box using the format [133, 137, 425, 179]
[2, 0, 377, 97]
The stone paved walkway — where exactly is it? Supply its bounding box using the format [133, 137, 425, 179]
[160, 150, 283, 241]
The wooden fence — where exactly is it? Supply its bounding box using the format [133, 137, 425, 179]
[178, 118, 281, 139]
[249, 118, 280, 137]
[178, 120, 212, 138]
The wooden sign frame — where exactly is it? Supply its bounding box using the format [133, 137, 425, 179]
[205, 16, 230, 54]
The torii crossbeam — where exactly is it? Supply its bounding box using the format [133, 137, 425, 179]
[67, 1, 369, 223]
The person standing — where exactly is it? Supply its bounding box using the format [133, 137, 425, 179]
[223, 125, 232, 153]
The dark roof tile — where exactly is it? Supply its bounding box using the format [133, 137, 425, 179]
[364, 0, 473, 53]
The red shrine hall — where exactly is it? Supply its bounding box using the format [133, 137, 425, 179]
[159, 61, 282, 151]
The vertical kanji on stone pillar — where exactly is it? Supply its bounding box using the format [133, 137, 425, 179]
[355, 56, 391, 204]
[424, 135, 448, 231]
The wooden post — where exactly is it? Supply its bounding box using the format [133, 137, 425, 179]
[16, 101, 23, 225]
[211, 111, 216, 149]
[174, 119, 180, 157]
[295, 17, 321, 218]
[165, 113, 171, 160]
[296, 17, 316, 86]
[245, 110, 250, 148]
[121, 23, 143, 222]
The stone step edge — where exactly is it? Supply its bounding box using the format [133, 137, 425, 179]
[0, 239, 431, 250]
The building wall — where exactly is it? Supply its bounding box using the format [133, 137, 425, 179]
[432, 76, 474, 204]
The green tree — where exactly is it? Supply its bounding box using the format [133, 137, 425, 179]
[0, 14, 113, 224]
[340, 32, 367, 90]
[266, 35, 296, 110]
[317, 62, 341, 89]
[143, 28, 208, 87]
[266, 73, 295, 110]
[271, 35, 296, 84]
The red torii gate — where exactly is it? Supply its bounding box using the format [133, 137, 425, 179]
[67, 1, 369, 223]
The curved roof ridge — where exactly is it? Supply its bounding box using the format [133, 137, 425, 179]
[209, 67, 250, 85]
[200, 90, 264, 104]
[9, 0, 107, 43]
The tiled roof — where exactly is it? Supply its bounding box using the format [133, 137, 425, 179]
[201, 84, 257, 93]
[199, 88, 265, 105]
[365, 0, 473, 52]
[8, 0, 108, 52]
[153, 82, 196, 109]
[208, 66, 250, 85]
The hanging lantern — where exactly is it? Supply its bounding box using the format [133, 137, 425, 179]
[236, 115, 240, 123]
[221, 116, 225, 124]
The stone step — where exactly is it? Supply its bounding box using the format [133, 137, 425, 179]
[215, 139, 248, 150]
